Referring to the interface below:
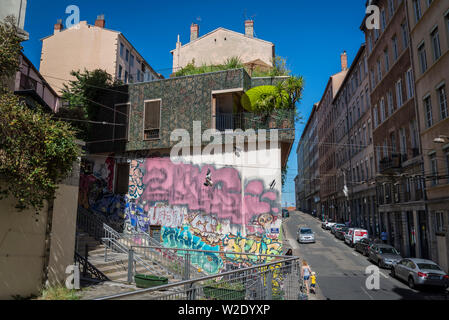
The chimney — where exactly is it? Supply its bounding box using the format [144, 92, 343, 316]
[341, 51, 348, 71]
[190, 23, 199, 42]
[54, 19, 63, 34]
[245, 20, 254, 37]
[95, 14, 106, 28]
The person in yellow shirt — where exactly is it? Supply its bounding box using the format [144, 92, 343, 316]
[310, 272, 317, 294]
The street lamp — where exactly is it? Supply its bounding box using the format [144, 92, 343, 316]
[433, 135, 449, 144]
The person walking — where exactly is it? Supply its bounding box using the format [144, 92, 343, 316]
[310, 272, 317, 294]
[300, 260, 312, 295]
[381, 230, 388, 244]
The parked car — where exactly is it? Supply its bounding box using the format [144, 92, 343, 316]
[344, 228, 368, 247]
[368, 244, 402, 269]
[322, 220, 336, 230]
[331, 224, 346, 235]
[335, 227, 349, 240]
[354, 238, 383, 256]
[282, 209, 290, 218]
[297, 228, 316, 244]
[392, 258, 449, 290]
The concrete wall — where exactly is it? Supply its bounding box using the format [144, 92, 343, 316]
[0, 157, 81, 299]
[172, 28, 274, 74]
[0, 183, 49, 299]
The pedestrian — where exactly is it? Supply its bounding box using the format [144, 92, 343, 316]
[381, 230, 388, 244]
[284, 249, 293, 275]
[310, 272, 317, 294]
[300, 260, 312, 295]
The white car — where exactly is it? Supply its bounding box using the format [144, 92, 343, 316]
[345, 228, 368, 247]
[297, 228, 316, 244]
[322, 220, 336, 230]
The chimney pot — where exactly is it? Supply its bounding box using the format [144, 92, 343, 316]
[54, 19, 63, 34]
[190, 23, 199, 42]
[341, 51, 348, 71]
[95, 14, 106, 28]
[245, 20, 254, 37]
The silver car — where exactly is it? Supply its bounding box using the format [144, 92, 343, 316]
[368, 244, 402, 269]
[392, 258, 449, 290]
[297, 228, 316, 244]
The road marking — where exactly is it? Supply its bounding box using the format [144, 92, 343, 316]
[360, 286, 375, 300]
[379, 271, 389, 279]
[352, 252, 359, 257]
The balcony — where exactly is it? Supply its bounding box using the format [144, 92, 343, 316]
[379, 153, 402, 173]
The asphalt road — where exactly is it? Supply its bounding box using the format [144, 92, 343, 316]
[283, 211, 449, 300]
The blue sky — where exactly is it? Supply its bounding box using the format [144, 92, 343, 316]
[22, 0, 367, 207]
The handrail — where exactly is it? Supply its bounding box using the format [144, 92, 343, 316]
[102, 237, 166, 279]
[94, 256, 301, 300]
[75, 251, 110, 282]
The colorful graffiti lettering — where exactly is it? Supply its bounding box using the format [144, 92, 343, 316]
[162, 226, 223, 274]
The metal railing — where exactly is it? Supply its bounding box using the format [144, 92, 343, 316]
[94, 256, 306, 301]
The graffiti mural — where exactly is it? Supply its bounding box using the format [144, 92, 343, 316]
[81, 156, 282, 274]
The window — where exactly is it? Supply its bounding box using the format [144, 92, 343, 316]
[125, 49, 129, 62]
[371, 69, 376, 89]
[391, 132, 397, 153]
[388, 90, 394, 115]
[384, 48, 390, 72]
[380, 98, 386, 122]
[406, 68, 414, 99]
[399, 128, 407, 155]
[368, 35, 373, 53]
[392, 36, 399, 61]
[373, 105, 379, 127]
[418, 43, 428, 74]
[434, 212, 445, 233]
[424, 95, 433, 128]
[144, 100, 161, 140]
[137, 69, 141, 82]
[381, 9, 387, 31]
[438, 84, 448, 120]
[388, 0, 395, 17]
[446, 12, 449, 44]
[430, 27, 442, 61]
[124, 71, 128, 84]
[413, 0, 422, 22]
[396, 79, 403, 107]
[446, 150, 449, 184]
[401, 22, 409, 49]
[130, 54, 135, 67]
[430, 154, 438, 186]
[118, 65, 123, 80]
[120, 43, 124, 57]
[115, 163, 130, 195]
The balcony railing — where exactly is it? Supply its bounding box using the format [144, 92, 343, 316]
[379, 154, 402, 172]
[215, 110, 296, 135]
[19, 73, 38, 91]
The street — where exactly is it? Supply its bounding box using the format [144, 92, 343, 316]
[283, 211, 449, 300]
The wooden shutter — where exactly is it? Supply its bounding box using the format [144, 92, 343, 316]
[144, 100, 160, 140]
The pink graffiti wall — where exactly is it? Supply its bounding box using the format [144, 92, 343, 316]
[134, 158, 279, 227]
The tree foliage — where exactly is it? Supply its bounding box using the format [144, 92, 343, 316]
[173, 57, 245, 77]
[0, 16, 80, 211]
[0, 16, 23, 91]
[59, 69, 122, 140]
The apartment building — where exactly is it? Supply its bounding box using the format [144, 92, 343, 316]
[406, 0, 449, 272]
[317, 55, 348, 221]
[40, 15, 161, 94]
[334, 45, 378, 234]
[296, 104, 320, 215]
[171, 20, 275, 75]
[362, 0, 426, 258]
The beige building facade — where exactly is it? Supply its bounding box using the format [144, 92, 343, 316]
[171, 21, 275, 74]
[406, 0, 449, 272]
[40, 15, 161, 94]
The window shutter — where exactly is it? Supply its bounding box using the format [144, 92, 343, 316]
[144, 100, 161, 139]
